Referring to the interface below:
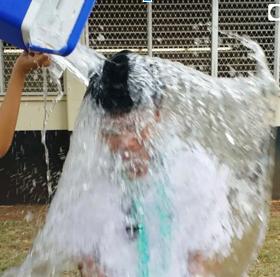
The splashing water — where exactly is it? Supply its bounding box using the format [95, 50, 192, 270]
[3, 37, 279, 277]
[49, 44, 106, 86]
[40, 68, 64, 197]
[41, 76, 51, 194]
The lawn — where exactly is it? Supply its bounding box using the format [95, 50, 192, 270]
[0, 202, 279, 276]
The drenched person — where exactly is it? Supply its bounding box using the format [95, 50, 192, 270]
[74, 51, 260, 277]
[74, 50, 275, 276]
[77, 51, 166, 276]
[3, 41, 276, 277]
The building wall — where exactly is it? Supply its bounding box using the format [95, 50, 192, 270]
[0, 131, 70, 204]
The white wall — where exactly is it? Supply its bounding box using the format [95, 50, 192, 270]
[0, 71, 86, 131]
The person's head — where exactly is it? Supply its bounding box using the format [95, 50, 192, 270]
[86, 51, 162, 178]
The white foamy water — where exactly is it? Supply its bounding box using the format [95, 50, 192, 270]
[24, 0, 85, 51]
[49, 44, 106, 85]
[2, 37, 279, 277]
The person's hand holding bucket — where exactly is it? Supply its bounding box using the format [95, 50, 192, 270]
[14, 51, 51, 76]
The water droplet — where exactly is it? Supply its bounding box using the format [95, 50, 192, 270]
[192, 25, 199, 31]
[194, 38, 201, 46]
[83, 183, 89, 191]
[24, 211, 34, 223]
[225, 132, 235, 145]
[229, 66, 236, 77]
[124, 151, 130, 159]
[97, 34, 105, 42]
[33, 71, 39, 80]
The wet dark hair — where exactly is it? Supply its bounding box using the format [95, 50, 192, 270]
[86, 51, 134, 114]
[86, 50, 162, 115]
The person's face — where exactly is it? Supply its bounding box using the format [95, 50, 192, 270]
[101, 111, 160, 178]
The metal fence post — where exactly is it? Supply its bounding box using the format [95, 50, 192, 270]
[147, 2, 153, 57]
[274, 0, 280, 85]
[0, 41, 4, 94]
[211, 0, 219, 77]
[82, 22, 90, 47]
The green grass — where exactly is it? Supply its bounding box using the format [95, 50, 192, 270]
[249, 216, 280, 277]
[0, 205, 279, 276]
[0, 220, 35, 272]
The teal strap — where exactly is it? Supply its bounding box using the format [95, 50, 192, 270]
[156, 181, 172, 272]
[132, 200, 150, 277]
[132, 172, 172, 277]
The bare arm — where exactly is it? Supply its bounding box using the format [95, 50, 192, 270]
[0, 52, 50, 157]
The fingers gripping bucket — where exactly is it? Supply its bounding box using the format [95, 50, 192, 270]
[0, 0, 96, 56]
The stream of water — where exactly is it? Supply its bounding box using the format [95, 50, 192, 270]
[2, 36, 279, 277]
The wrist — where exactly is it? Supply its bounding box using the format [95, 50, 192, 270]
[12, 66, 27, 80]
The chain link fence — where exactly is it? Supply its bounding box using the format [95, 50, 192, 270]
[87, 0, 277, 77]
[87, 0, 212, 73]
[218, 0, 275, 77]
[152, 0, 212, 74]
[0, 1, 278, 95]
[88, 0, 148, 52]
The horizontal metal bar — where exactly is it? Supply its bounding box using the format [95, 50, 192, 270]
[96, 47, 232, 53]
[90, 2, 268, 9]
[4, 47, 232, 55]
[0, 94, 66, 100]
[219, 15, 270, 18]
[219, 22, 274, 26]
[4, 49, 24, 54]
[6, 46, 273, 55]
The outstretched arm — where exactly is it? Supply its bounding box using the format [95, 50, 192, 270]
[0, 52, 50, 157]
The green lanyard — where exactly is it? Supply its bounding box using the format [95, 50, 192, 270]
[131, 169, 172, 277]
[132, 199, 150, 277]
[156, 179, 172, 273]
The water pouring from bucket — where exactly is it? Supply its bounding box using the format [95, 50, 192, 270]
[2, 34, 279, 277]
